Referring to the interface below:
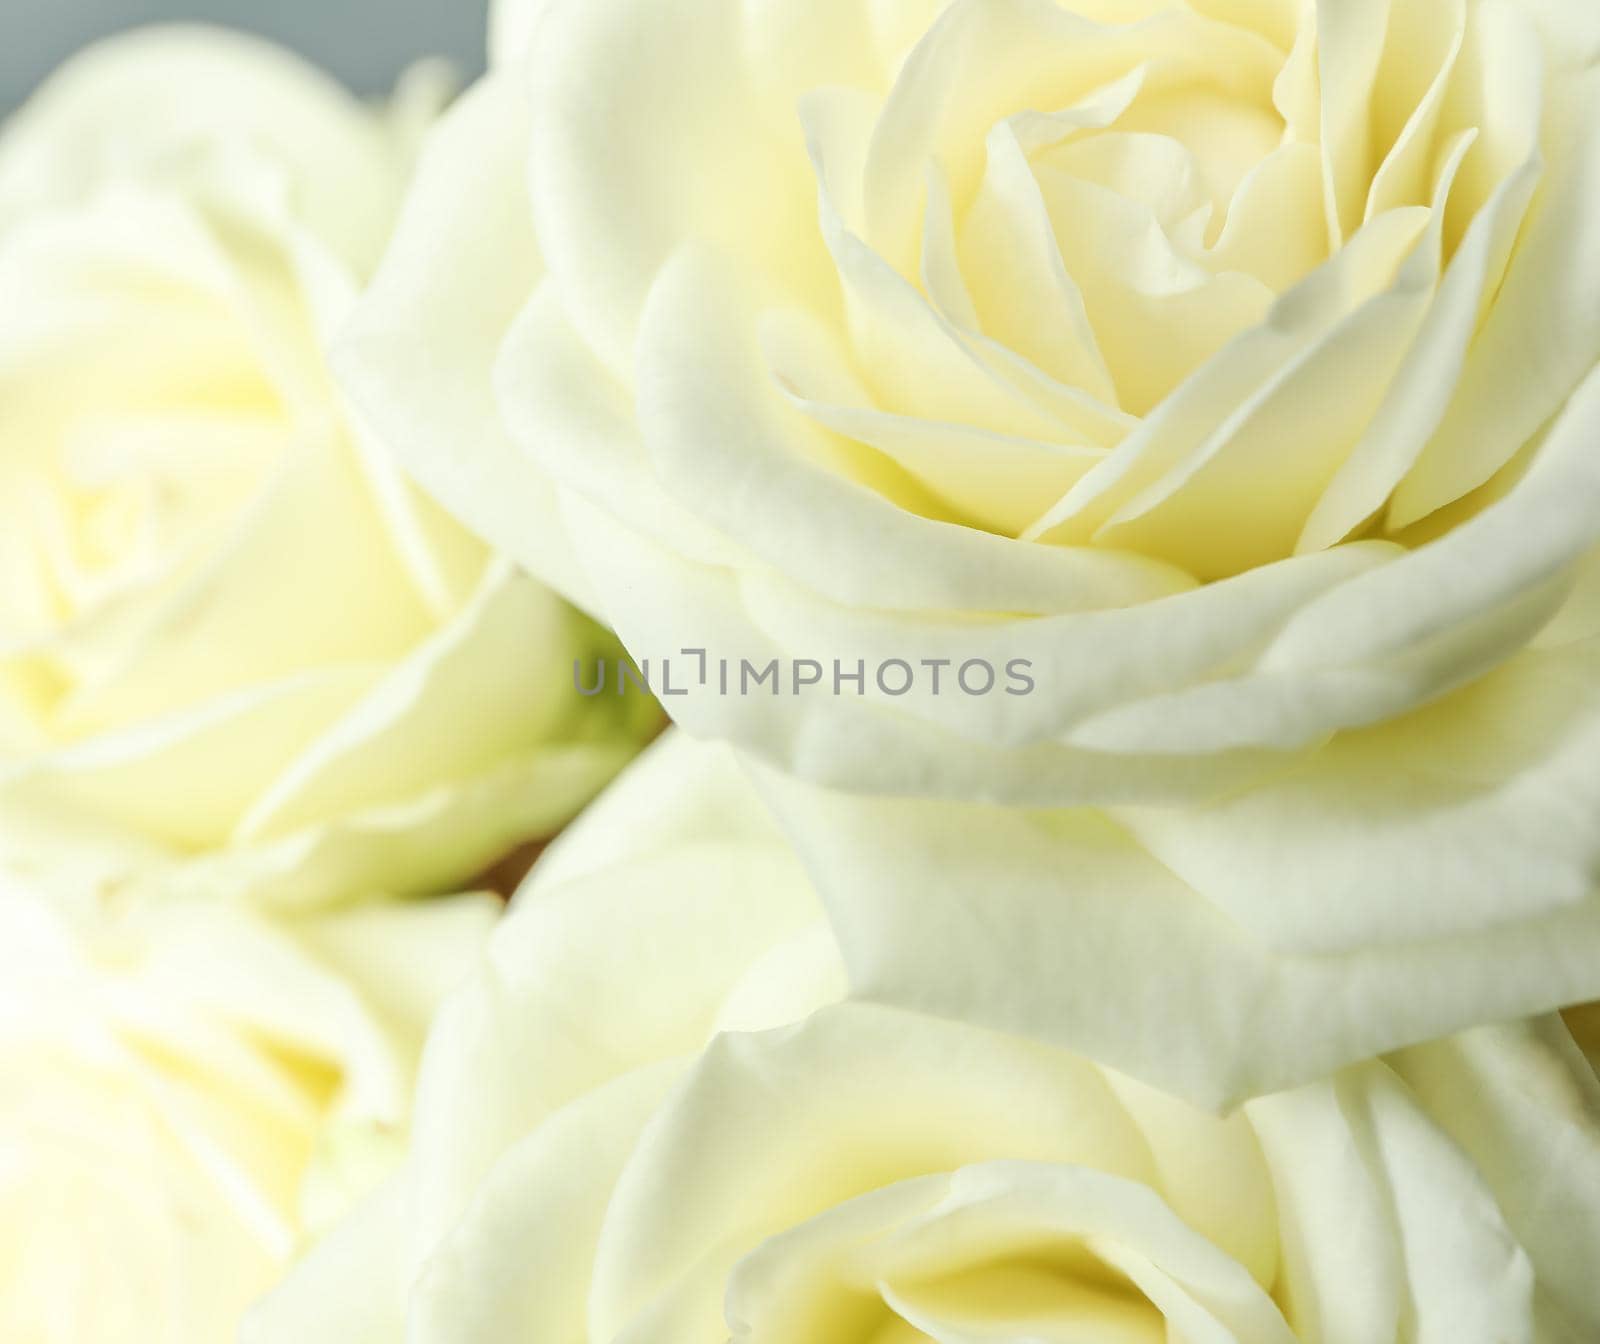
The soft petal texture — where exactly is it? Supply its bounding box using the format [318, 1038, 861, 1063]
[253, 734, 1600, 1344]
[0, 26, 401, 270]
[0, 28, 657, 904]
[488, 0, 547, 69]
[334, 0, 1600, 1104]
[341, 0, 1600, 803]
[0, 869, 496, 1344]
[754, 580, 1600, 1106]
[332, 68, 605, 619]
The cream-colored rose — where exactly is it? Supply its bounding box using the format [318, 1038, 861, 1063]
[341, 0, 1600, 802]
[0, 27, 654, 908]
[752, 572, 1600, 1104]
[336, 0, 1600, 1099]
[0, 868, 496, 1343]
[250, 734, 1600, 1344]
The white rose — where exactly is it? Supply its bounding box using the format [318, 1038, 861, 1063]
[0, 870, 496, 1343]
[0, 27, 655, 908]
[751, 566, 1600, 1104]
[340, 0, 1600, 802]
[250, 734, 1600, 1344]
[333, 0, 1600, 1096]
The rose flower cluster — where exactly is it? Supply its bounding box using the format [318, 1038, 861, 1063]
[1, 2, 1598, 1342]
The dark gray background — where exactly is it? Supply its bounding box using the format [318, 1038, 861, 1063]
[1, 1, 487, 111]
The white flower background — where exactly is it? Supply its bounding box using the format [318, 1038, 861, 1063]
[0, 2, 1597, 1343]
